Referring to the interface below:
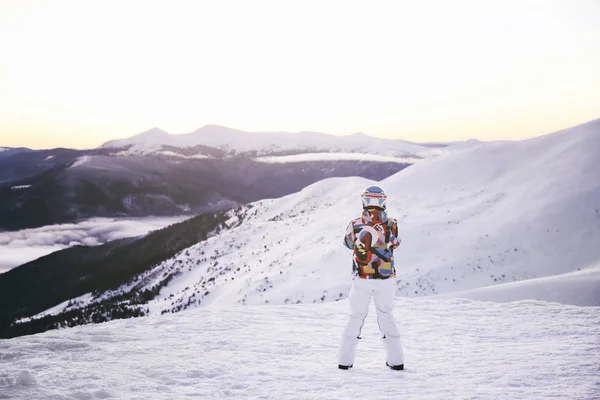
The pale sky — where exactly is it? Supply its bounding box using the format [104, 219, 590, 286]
[1, 0, 599, 149]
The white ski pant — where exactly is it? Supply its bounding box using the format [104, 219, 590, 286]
[338, 277, 404, 366]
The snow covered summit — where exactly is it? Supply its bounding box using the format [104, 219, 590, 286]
[100, 127, 171, 154]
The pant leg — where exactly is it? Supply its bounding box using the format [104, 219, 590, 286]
[338, 278, 372, 366]
[373, 278, 404, 366]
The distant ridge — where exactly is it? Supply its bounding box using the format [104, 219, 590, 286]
[100, 125, 482, 158]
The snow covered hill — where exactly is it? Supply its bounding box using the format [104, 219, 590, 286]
[100, 125, 481, 159]
[32, 118, 600, 325]
[127, 117, 598, 312]
[1, 298, 598, 399]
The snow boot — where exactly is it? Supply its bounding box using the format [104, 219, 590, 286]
[386, 362, 404, 371]
[338, 364, 353, 370]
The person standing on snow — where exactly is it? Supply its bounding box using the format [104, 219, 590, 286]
[338, 185, 405, 371]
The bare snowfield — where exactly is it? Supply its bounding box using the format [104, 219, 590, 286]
[1, 298, 598, 400]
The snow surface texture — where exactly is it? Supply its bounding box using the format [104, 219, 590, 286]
[0, 216, 190, 273]
[100, 125, 481, 158]
[1, 299, 598, 400]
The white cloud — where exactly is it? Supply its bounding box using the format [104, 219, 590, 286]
[0, 247, 58, 274]
[254, 153, 420, 164]
[0, 216, 190, 273]
[156, 151, 212, 159]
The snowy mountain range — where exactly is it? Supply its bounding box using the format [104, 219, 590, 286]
[119, 118, 600, 313]
[3, 118, 598, 338]
[1, 126, 480, 231]
[5, 126, 450, 230]
[100, 125, 481, 160]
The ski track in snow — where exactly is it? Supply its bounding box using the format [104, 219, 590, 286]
[1, 298, 599, 400]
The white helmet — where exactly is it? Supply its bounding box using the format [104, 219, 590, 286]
[361, 185, 387, 209]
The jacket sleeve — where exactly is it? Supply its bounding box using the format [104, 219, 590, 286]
[343, 221, 356, 250]
[388, 219, 401, 250]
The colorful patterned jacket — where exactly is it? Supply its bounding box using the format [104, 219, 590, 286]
[343, 208, 401, 279]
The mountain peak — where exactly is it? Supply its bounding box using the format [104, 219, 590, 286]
[99, 128, 170, 149]
[135, 127, 169, 138]
[190, 125, 245, 136]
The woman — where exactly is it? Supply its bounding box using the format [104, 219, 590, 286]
[338, 185, 405, 371]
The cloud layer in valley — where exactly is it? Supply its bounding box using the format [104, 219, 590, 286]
[0, 216, 190, 273]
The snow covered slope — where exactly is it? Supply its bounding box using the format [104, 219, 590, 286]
[57, 118, 598, 318]
[1, 298, 598, 400]
[101, 127, 170, 154]
[437, 261, 600, 306]
[23, 118, 599, 327]
[100, 125, 480, 158]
